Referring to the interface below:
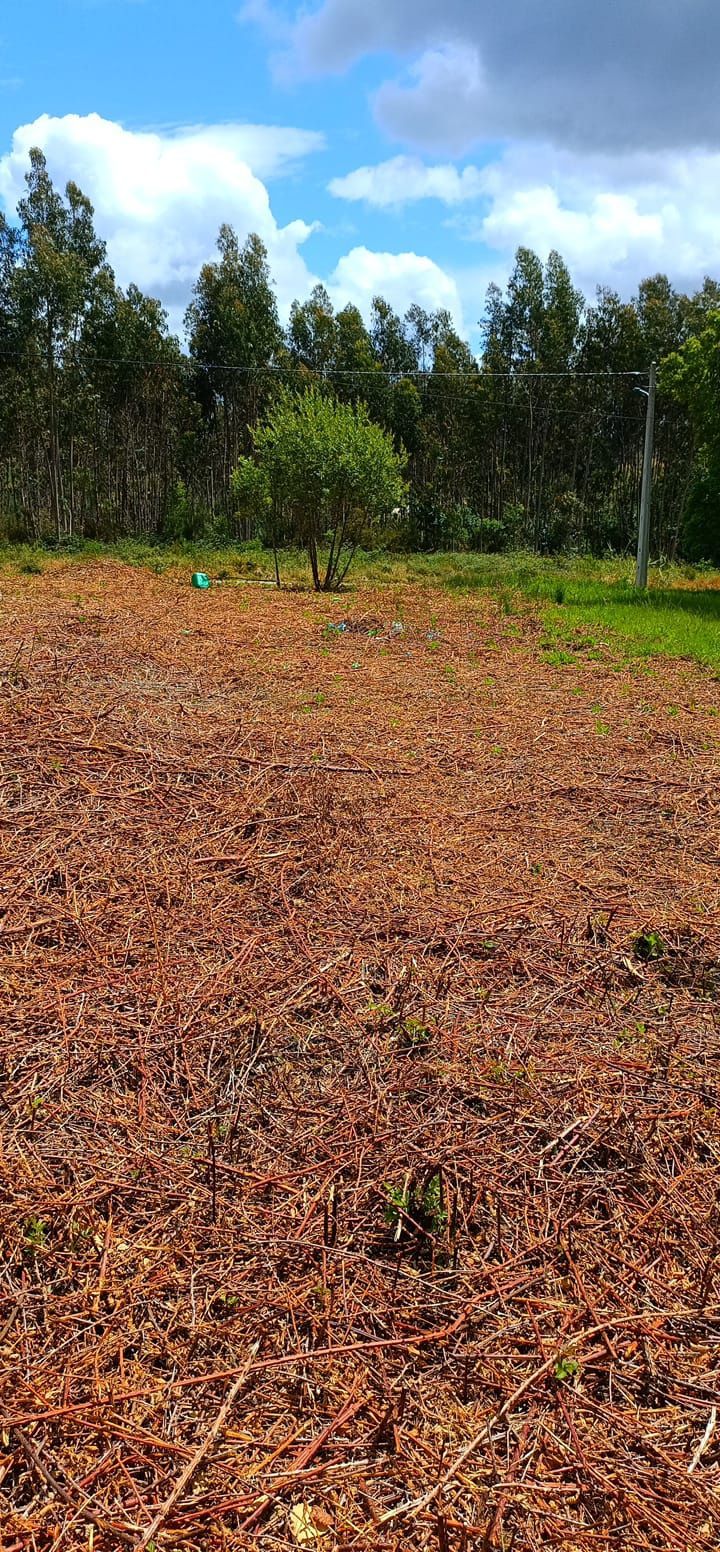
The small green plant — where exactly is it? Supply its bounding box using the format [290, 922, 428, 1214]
[24, 1215, 48, 1249]
[401, 1015, 432, 1049]
[554, 1355, 579, 1382]
[384, 1183, 410, 1226]
[367, 999, 393, 1021]
[613, 1021, 647, 1050]
[420, 1173, 447, 1235]
[214, 1291, 239, 1312]
[383, 1172, 447, 1237]
[543, 648, 574, 666]
[634, 930, 665, 962]
[554, 583, 566, 604]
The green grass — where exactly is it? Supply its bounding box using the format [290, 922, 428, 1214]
[2, 539, 720, 671]
[537, 579, 720, 671]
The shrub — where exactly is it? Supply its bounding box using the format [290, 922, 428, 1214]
[240, 387, 407, 590]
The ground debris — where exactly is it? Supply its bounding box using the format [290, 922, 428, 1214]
[1, 563, 719, 1551]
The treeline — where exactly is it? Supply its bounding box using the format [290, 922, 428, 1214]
[0, 147, 717, 557]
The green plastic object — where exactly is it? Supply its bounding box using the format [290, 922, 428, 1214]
[191, 572, 211, 590]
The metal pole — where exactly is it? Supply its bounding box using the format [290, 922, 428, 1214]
[635, 361, 657, 588]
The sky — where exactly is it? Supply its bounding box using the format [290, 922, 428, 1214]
[0, 0, 719, 344]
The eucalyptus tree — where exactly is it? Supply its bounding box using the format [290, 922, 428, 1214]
[186, 227, 282, 516]
[12, 148, 111, 538]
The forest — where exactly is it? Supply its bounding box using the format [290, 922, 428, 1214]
[1, 147, 719, 560]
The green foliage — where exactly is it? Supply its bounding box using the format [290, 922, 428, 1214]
[162, 480, 220, 542]
[249, 387, 407, 589]
[662, 313, 720, 563]
[231, 458, 271, 544]
[401, 1015, 432, 1050]
[383, 1183, 410, 1226]
[633, 930, 666, 962]
[0, 138, 712, 566]
[23, 1215, 48, 1249]
[383, 1173, 447, 1237]
[554, 1355, 579, 1382]
[543, 648, 574, 666]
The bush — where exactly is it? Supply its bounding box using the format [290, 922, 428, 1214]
[681, 453, 720, 565]
[243, 387, 407, 590]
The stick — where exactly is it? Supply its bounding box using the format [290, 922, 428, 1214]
[689, 1407, 717, 1474]
[133, 1342, 259, 1551]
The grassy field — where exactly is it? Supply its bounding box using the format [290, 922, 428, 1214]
[1, 560, 719, 1548]
[4, 538, 720, 670]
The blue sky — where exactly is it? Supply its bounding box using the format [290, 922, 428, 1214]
[1, 0, 719, 343]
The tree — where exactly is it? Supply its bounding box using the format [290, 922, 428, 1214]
[505, 247, 546, 370]
[82, 281, 189, 536]
[635, 274, 685, 366]
[370, 296, 416, 376]
[12, 148, 111, 538]
[0, 143, 703, 563]
[236, 387, 407, 590]
[662, 312, 720, 561]
[186, 227, 282, 515]
[288, 284, 337, 376]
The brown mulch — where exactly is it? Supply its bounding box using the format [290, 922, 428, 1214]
[0, 561, 719, 1551]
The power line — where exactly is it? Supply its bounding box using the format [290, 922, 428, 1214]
[0, 348, 648, 380]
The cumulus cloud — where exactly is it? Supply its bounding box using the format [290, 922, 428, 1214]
[472, 144, 720, 296]
[330, 142, 720, 300]
[0, 114, 463, 336]
[256, 0, 720, 156]
[328, 247, 463, 328]
[0, 115, 323, 313]
[0, 114, 325, 332]
[329, 154, 484, 207]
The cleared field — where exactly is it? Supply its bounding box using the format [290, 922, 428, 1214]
[1, 563, 719, 1550]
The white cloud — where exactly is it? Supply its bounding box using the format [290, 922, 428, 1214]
[0, 114, 463, 337]
[329, 154, 483, 207]
[328, 246, 463, 328]
[329, 142, 720, 303]
[0, 114, 325, 333]
[472, 144, 720, 296]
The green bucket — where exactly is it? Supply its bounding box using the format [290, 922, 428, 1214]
[191, 572, 211, 590]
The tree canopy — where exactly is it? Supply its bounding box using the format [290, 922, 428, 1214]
[0, 146, 717, 562]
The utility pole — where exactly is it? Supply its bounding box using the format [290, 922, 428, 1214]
[635, 362, 657, 588]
